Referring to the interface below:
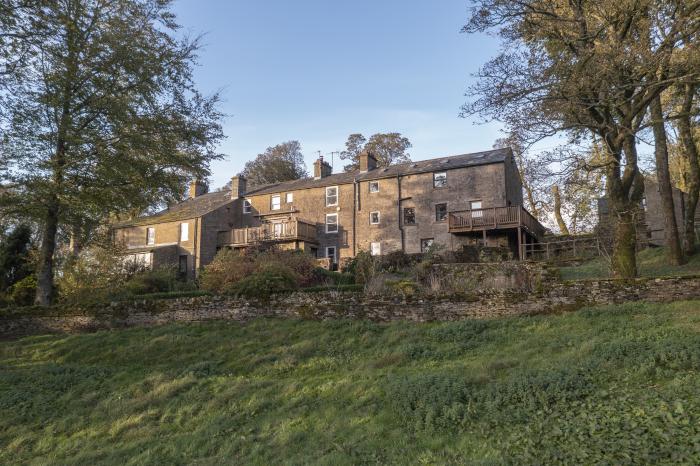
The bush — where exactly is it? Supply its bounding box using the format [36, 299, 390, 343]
[8, 275, 37, 306]
[201, 247, 318, 294]
[228, 263, 298, 299]
[311, 267, 355, 286]
[121, 267, 188, 296]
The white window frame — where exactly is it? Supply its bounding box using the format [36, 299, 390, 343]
[325, 213, 338, 233]
[243, 199, 252, 214]
[271, 194, 281, 211]
[370, 242, 381, 256]
[370, 211, 380, 225]
[433, 172, 447, 188]
[325, 246, 337, 263]
[180, 222, 189, 242]
[369, 181, 379, 193]
[326, 186, 338, 207]
[470, 200, 483, 218]
[146, 227, 155, 245]
[286, 192, 293, 203]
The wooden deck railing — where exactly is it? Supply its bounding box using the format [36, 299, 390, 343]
[218, 219, 317, 246]
[449, 205, 546, 238]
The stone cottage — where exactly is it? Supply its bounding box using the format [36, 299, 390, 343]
[112, 148, 545, 276]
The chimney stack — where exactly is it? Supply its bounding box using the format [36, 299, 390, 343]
[188, 180, 208, 198]
[231, 175, 247, 199]
[313, 156, 332, 179]
[359, 150, 377, 173]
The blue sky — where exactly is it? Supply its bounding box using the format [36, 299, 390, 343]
[172, 0, 504, 188]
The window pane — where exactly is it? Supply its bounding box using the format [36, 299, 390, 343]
[180, 223, 189, 242]
[370, 212, 380, 224]
[370, 242, 381, 256]
[421, 239, 434, 252]
[146, 227, 155, 245]
[326, 214, 338, 233]
[369, 182, 379, 193]
[286, 193, 293, 203]
[403, 207, 416, 225]
[243, 200, 251, 214]
[271, 195, 281, 210]
[326, 187, 338, 206]
[435, 203, 447, 221]
[433, 172, 447, 188]
[471, 201, 483, 218]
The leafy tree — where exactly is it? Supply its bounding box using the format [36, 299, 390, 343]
[0, 0, 223, 305]
[462, 0, 700, 277]
[340, 132, 411, 171]
[241, 141, 309, 188]
[0, 224, 33, 293]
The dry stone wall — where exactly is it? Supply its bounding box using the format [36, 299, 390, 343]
[2, 274, 700, 339]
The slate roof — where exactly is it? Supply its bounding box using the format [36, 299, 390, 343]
[113, 148, 511, 228]
[246, 148, 511, 196]
[113, 189, 235, 228]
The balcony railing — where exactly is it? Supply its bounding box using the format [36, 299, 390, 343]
[218, 219, 318, 247]
[449, 205, 545, 238]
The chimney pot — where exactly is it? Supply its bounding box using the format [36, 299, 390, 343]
[359, 150, 377, 173]
[231, 175, 247, 199]
[189, 180, 208, 198]
[313, 157, 332, 179]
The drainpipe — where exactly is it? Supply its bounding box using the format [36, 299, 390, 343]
[352, 177, 358, 256]
[193, 217, 199, 279]
[397, 174, 405, 252]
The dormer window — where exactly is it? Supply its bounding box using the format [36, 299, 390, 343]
[433, 172, 447, 188]
[326, 186, 338, 206]
[243, 200, 251, 214]
[271, 194, 281, 211]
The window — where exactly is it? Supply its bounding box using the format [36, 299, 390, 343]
[641, 197, 648, 212]
[369, 181, 379, 193]
[180, 223, 189, 242]
[403, 207, 416, 225]
[271, 195, 281, 211]
[286, 192, 293, 203]
[179, 255, 188, 275]
[146, 227, 155, 245]
[326, 246, 337, 263]
[421, 238, 434, 252]
[433, 172, 447, 188]
[470, 200, 483, 218]
[370, 242, 381, 256]
[243, 199, 251, 214]
[325, 213, 338, 233]
[370, 211, 380, 225]
[435, 203, 448, 222]
[326, 186, 338, 206]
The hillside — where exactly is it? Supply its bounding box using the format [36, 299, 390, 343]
[2, 301, 700, 464]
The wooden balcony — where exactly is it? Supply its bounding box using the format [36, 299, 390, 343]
[449, 205, 545, 239]
[218, 219, 318, 247]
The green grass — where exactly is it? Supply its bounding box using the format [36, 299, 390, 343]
[559, 247, 700, 280]
[2, 301, 700, 464]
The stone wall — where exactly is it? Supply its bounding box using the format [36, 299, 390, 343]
[2, 274, 700, 339]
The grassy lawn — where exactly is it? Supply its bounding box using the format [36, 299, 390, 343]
[2, 301, 700, 464]
[559, 246, 700, 280]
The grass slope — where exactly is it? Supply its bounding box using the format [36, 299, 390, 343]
[559, 247, 700, 280]
[2, 301, 700, 464]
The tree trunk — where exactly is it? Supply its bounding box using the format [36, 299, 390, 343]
[34, 198, 60, 306]
[552, 185, 570, 235]
[607, 135, 644, 278]
[650, 93, 685, 265]
[678, 83, 700, 255]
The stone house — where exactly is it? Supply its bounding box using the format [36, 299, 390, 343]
[597, 178, 700, 247]
[112, 148, 545, 275]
